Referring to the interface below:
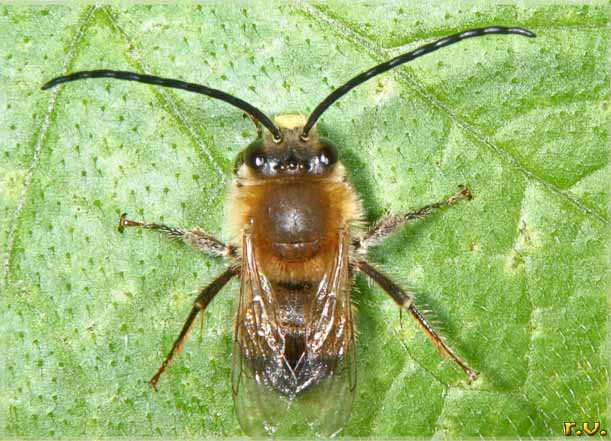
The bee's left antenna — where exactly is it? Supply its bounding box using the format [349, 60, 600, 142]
[42, 70, 282, 141]
[302, 26, 535, 139]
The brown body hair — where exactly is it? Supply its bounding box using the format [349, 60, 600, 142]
[228, 116, 362, 372]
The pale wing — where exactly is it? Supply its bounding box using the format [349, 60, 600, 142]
[297, 228, 356, 434]
[232, 228, 289, 395]
[232, 229, 294, 436]
[304, 228, 355, 385]
[232, 229, 356, 437]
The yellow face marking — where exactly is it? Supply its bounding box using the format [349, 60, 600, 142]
[274, 114, 307, 129]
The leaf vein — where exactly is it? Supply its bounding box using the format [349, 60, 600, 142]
[2, 6, 98, 286]
[102, 6, 226, 185]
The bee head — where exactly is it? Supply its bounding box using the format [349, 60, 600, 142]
[234, 113, 338, 178]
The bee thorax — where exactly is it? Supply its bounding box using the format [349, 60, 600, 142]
[264, 185, 325, 260]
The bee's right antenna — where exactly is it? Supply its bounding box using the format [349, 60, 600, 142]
[301, 26, 535, 139]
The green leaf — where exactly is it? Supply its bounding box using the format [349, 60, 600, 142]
[1, 3, 609, 438]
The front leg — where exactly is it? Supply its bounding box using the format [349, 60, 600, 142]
[355, 186, 471, 251]
[118, 213, 236, 258]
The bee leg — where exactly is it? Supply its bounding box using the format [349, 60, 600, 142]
[357, 259, 478, 381]
[117, 213, 235, 258]
[355, 186, 472, 250]
[149, 266, 238, 389]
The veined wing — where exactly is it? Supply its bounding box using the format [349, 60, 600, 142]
[232, 229, 356, 437]
[303, 228, 355, 390]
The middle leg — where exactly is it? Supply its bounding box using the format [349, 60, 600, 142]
[149, 265, 239, 388]
[357, 259, 477, 381]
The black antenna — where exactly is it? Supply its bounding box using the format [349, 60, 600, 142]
[42, 70, 282, 140]
[302, 26, 535, 138]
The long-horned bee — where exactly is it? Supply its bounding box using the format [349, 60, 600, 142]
[43, 26, 535, 436]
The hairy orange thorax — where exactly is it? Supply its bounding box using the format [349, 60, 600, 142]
[228, 166, 361, 282]
[227, 115, 363, 282]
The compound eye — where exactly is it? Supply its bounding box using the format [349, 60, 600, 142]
[254, 155, 265, 168]
[318, 142, 338, 166]
[244, 141, 266, 170]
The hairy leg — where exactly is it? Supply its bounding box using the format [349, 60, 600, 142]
[355, 186, 471, 251]
[150, 266, 238, 388]
[357, 259, 477, 381]
[118, 213, 235, 258]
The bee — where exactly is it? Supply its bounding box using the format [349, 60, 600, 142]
[43, 26, 535, 436]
